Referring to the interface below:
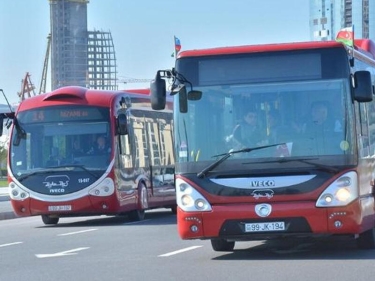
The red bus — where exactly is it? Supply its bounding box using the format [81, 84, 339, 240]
[4, 86, 175, 224]
[150, 39, 375, 251]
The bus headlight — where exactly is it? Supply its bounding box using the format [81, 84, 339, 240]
[176, 178, 212, 212]
[181, 194, 193, 206]
[316, 171, 358, 207]
[323, 194, 333, 203]
[9, 182, 30, 201]
[89, 178, 115, 197]
[335, 187, 351, 202]
[195, 199, 209, 210]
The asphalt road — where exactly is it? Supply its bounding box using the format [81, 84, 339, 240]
[1, 209, 375, 281]
[2, 188, 375, 281]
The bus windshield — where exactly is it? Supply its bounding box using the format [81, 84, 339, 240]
[175, 78, 354, 167]
[9, 105, 112, 179]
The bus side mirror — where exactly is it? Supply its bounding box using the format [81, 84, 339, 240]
[353, 70, 373, 102]
[188, 90, 202, 101]
[150, 71, 166, 110]
[117, 114, 128, 135]
[179, 86, 187, 113]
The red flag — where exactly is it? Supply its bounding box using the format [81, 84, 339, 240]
[174, 36, 181, 52]
[335, 27, 354, 47]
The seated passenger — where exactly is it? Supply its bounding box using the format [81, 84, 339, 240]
[302, 101, 342, 135]
[87, 135, 111, 155]
[227, 110, 267, 148]
[72, 140, 85, 157]
[300, 101, 343, 154]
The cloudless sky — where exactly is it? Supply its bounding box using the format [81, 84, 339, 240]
[0, 0, 310, 105]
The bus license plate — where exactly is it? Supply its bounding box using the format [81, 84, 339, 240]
[245, 222, 285, 232]
[48, 205, 72, 211]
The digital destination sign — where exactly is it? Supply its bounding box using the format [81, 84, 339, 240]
[19, 106, 108, 124]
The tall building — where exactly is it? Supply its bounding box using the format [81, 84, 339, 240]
[87, 30, 117, 90]
[310, 0, 375, 41]
[49, 0, 117, 90]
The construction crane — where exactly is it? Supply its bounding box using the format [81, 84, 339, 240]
[39, 33, 51, 95]
[16, 34, 50, 102]
[18, 72, 36, 102]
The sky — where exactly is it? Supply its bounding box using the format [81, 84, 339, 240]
[0, 0, 310, 105]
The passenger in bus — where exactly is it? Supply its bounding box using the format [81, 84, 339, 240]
[72, 139, 85, 157]
[299, 101, 343, 154]
[228, 110, 267, 148]
[302, 101, 342, 134]
[93, 135, 111, 154]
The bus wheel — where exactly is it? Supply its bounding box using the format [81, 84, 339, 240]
[357, 228, 375, 249]
[211, 239, 235, 252]
[128, 209, 145, 221]
[41, 215, 59, 225]
[128, 183, 148, 221]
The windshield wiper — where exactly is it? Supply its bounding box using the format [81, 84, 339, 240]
[51, 164, 100, 179]
[17, 165, 100, 182]
[17, 169, 55, 182]
[197, 143, 286, 178]
[246, 157, 339, 173]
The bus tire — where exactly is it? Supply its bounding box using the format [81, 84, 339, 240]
[357, 228, 375, 249]
[128, 183, 148, 221]
[128, 209, 145, 221]
[210, 239, 235, 252]
[41, 215, 59, 225]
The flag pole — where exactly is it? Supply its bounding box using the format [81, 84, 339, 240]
[174, 35, 178, 60]
[352, 24, 355, 48]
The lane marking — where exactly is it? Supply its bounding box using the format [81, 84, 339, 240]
[58, 229, 98, 236]
[0, 242, 23, 248]
[35, 247, 90, 258]
[158, 246, 203, 257]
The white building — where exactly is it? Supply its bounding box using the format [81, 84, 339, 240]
[310, 0, 375, 41]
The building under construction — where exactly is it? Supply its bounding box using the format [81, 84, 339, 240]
[48, 0, 117, 91]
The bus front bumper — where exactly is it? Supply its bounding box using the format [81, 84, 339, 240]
[177, 199, 373, 240]
[10, 195, 119, 217]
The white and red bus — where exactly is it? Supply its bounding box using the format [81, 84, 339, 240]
[150, 39, 375, 251]
[5, 86, 175, 224]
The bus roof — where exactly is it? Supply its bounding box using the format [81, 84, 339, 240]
[16, 86, 151, 112]
[177, 39, 375, 59]
[123, 88, 150, 95]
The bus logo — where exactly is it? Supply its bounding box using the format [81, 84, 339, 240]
[250, 180, 275, 187]
[255, 203, 272, 217]
[251, 189, 274, 199]
[43, 175, 70, 193]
